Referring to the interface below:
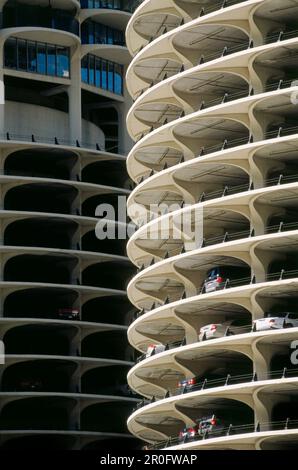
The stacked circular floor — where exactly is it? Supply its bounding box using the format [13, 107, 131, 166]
[0, 0, 140, 450]
[125, 0, 298, 450]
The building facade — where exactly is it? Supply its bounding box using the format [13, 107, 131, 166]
[0, 0, 141, 450]
[126, 0, 298, 450]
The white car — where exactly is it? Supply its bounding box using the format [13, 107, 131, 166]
[253, 312, 298, 331]
[145, 344, 166, 358]
[199, 319, 249, 341]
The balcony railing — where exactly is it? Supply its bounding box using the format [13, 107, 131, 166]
[0, 131, 126, 155]
[148, 418, 298, 449]
[134, 28, 298, 101]
[80, 0, 141, 13]
[135, 78, 298, 141]
[133, 367, 298, 409]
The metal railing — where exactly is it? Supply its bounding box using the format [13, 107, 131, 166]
[135, 76, 298, 142]
[133, 368, 298, 411]
[137, 269, 298, 363]
[135, 0, 247, 55]
[0, 132, 126, 155]
[134, 24, 298, 106]
[149, 418, 298, 449]
[137, 215, 298, 271]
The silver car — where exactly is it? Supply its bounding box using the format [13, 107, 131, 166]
[145, 343, 166, 358]
[199, 319, 250, 341]
[253, 312, 298, 331]
[203, 266, 250, 294]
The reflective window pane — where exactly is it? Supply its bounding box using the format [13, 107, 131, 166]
[57, 46, 70, 78]
[4, 37, 70, 78]
[4, 38, 17, 69]
[17, 39, 27, 70]
[37, 42, 46, 75]
[28, 41, 37, 73]
[80, 54, 123, 95]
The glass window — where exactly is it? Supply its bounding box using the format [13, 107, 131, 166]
[47, 44, 56, 76]
[57, 46, 70, 78]
[80, 54, 123, 95]
[37, 42, 46, 75]
[114, 63, 123, 94]
[17, 39, 27, 70]
[95, 58, 101, 87]
[28, 41, 37, 73]
[101, 59, 108, 90]
[108, 61, 114, 92]
[88, 54, 95, 85]
[4, 38, 17, 69]
[81, 56, 88, 83]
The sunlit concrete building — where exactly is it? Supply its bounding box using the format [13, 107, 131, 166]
[0, 0, 141, 450]
[126, 0, 298, 450]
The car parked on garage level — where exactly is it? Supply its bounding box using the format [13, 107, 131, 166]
[58, 308, 79, 320]
[253, 312, 298, 331]
[15, 377, 43, 392]
[178, 415, 225, 442]
[199, 318, 250, 341]
[145, 343, 166, 358]
[203, 266, 250, 293]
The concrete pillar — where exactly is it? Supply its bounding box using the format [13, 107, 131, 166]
[68, 46, 82, 144]
[116, 68, 133, 155]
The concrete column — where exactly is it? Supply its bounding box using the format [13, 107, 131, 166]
[116, 69, 133, 155]
[0, 39, 5, 136]
[68, 46, 82, 144]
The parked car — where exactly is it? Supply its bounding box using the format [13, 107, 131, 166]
[58, 308, 79, 320]
[145, 344, 166, 358]
[15, 378, 43, 392]
[178, 415, 224, 442]
[199, 318, 249, 341]
[197, 415, 225, 436]
[203, 266, 250, 293]
[253, 312, 298, 331]
[178, 376, 201, 393]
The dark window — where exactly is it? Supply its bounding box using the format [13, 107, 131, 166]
[81, 54, 123, 95]
[4, 37, 70, 79]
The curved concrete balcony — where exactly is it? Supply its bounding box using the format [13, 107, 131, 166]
[128, 277, 298, 352]
[127, 179, 298, 264]
[127, 229, 298, 309]
[81, 43, 130, 64]
[127, 374, 298, 441]
[127, 45, 298, 138]
[126, 0, 297, 98]
[0, 429, 136, 450]
[141, 422, 298, 450]
[128, 327, 298, 391]
[125, 0, 246, 56]
[126, 135, 298, 225]
[126, 0, 298, 452]
[126, 92, 298, 183]
[126, 0, 260, 97]
[127, 83, 298, 156]
[80, 7, 132, 30]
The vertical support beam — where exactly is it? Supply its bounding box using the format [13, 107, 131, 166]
[68, 46, 82, 144]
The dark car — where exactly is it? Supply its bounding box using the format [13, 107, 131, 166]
[15, 378, 43, 392]
[58, 308, 79, 320]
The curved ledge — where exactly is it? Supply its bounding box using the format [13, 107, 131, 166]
[81, 44, 130, 65]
